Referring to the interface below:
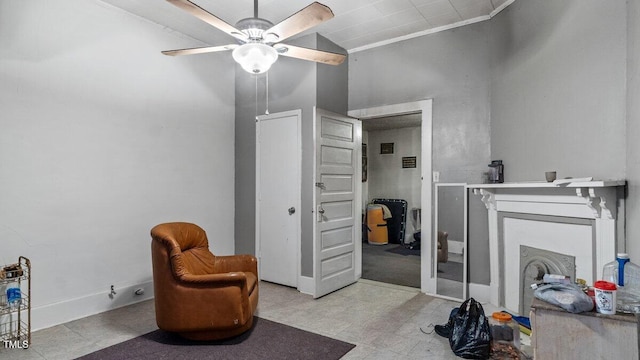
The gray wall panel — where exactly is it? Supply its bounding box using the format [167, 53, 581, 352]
[627, 0, 640, 265]
[489, 1, 627, 182]
[349, 22, 492, 284]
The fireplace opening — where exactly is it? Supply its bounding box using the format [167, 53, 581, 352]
[519, 245, 576, 315]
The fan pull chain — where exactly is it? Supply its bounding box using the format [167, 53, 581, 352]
[265, 71, 269, 115]
[255, 75, 259, 121]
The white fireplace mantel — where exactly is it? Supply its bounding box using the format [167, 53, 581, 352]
[469, 179, 625, 219]
[467, 179, 626, 311]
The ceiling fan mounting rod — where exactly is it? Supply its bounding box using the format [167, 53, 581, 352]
[254, 0, 258, 18]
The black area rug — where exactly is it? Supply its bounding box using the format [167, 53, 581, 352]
[76, 317, 355, 360]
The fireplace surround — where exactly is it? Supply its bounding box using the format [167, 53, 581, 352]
[468, 180, 626, 314]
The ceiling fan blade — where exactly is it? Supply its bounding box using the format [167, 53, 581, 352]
[264, 2, 334, 43]
[275, 44, 345, 66]
[166, 0, 248, 41]
[162, 44, 237, 56]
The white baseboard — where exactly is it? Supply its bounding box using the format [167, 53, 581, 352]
[297, 276, 314, 296]
[448, 240, 464, 254]
[468, 282, 491, 304]
[32, 281, 154, 332]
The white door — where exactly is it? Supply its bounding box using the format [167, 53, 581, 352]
[313, 108, 361, 298]
[256, 110, 301, 287]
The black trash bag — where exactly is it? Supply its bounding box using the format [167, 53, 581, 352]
[449, 297, 491, 359]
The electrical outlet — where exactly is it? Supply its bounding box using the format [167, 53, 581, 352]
[432, 171, 440, 182]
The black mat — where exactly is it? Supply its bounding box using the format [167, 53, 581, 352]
[76, 317, 355, 360]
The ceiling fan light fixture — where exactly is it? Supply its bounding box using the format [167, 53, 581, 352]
[232, 43, 278, 74]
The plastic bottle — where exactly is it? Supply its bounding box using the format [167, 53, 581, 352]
[6, 287, 21, 309]
[489, 312, 520, 356]
[602, 253, 640, 313]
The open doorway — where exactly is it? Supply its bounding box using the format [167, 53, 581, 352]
[360, 113, 422, 288]
[349, 99, 435, 295]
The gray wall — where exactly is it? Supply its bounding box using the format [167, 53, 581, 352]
[627, 0, 640, 264]
[350, 1, 632, 286]
[234, 34, 347, 278]
[317, 35, 349, 114]
[487, 1, 629, 280]
[437, 186, 465, 244]
[489, 1, 627, 182]
[349, 21, 492, 284]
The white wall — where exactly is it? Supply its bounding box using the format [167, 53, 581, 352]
[0, 0, 236, 330]
[367, 127, 421, 242]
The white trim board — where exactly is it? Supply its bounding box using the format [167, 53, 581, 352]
[448, 240, 464, 255]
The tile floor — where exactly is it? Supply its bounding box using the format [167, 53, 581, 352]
[1, 279, 526, 360]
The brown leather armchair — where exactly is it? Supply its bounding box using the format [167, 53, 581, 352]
[151, 222, 259, 340]
[438, 231, 449, 263]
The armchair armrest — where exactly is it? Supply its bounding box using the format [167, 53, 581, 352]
[178, 272, 248, 286]
[213, 254, 258, 277]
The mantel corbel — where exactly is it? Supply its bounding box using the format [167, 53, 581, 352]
[574, 187, 615, 220]
[473, 188, 496, 210]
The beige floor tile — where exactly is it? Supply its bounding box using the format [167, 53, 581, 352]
[23, 279, 485, 359]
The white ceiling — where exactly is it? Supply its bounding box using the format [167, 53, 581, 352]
[101, 0, 513, 53]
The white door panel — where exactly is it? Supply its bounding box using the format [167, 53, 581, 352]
[256, 110, 301, 288]
[313, 108, 361, 298]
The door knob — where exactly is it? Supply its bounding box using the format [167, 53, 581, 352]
[317, 205, 326, 222]
[288, 207, 296, 215]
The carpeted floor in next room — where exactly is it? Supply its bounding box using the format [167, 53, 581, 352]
[9, 280, 468, 360]
[362, 242, 421, 288]
[362, 242, 463, 289]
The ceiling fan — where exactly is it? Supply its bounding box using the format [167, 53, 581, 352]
[162, 0, 346, 74]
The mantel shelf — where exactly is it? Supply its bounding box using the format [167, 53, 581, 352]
[466, 179, 626, 189]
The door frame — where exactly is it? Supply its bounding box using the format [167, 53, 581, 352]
[255, 109, 302, 287]
[348, 99, 434, 295]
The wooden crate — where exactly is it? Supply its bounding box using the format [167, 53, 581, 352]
[531, 298, 638, 359]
